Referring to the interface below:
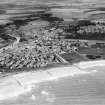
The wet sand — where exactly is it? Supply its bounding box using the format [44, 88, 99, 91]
[0, 60, 105, 101]
[0, 60, 105, 105]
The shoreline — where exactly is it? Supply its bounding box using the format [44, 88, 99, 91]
[0, 60, 105, 101]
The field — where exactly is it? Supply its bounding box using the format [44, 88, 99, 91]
[60, 52, 88, 64]
[78, 47, 105, 60]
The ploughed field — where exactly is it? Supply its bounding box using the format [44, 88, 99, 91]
[0, 0, 105, 24]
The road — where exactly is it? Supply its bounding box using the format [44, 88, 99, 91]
[0, 36, 20, 53]
[55, 53, 69, 63]
[64, 39, 105, 44]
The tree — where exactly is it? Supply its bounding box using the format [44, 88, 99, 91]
[78, 20, 95, 26]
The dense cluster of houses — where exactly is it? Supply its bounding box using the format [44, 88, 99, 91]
[0, 25, 79, 72]
[77, 25, 105, 34]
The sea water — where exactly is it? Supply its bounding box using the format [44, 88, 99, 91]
[1, 68, 105, 105]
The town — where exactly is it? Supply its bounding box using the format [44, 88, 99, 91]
[0, 16, 105, 73]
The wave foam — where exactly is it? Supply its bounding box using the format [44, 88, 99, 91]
[0, 61, 102, 101]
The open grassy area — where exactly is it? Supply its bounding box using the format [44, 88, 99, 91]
[78, 47, 105, 60]
[60, 52, 88, 64]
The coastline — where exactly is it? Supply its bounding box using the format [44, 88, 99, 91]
[0, 60, 105, 101]
[75, 60, 105, 69]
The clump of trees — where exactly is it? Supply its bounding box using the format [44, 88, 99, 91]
[77, 20, 96, 26]
[40, 13, 64, 23]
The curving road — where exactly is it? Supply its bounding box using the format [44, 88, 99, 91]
[0, 36, 20, 53]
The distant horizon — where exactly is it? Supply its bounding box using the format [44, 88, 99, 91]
[0, 0, 105, 25]
[0, 0, 105, 5]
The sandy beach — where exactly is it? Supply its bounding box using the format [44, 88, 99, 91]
[75, 60, 105, 69]
[0, 60, 105, 101]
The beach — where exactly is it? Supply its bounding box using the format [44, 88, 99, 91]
[0, 60, 105, 101]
